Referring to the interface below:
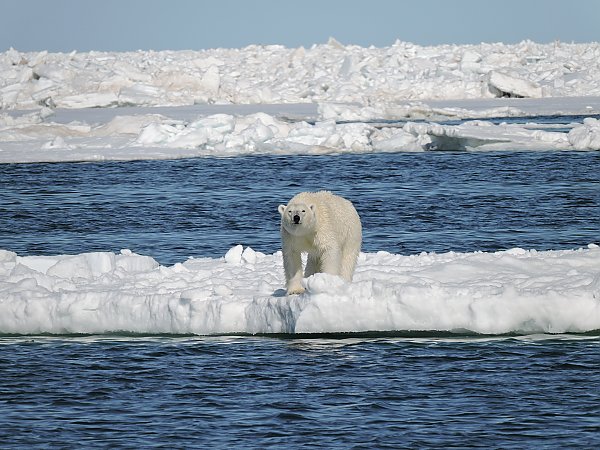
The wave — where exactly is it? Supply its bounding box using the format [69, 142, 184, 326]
[1, 245, 599, 336]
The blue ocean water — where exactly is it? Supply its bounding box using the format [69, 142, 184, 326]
[1, 335, 599, 448]
[1, 151, 599, 264]
[1, 149, 600, 448]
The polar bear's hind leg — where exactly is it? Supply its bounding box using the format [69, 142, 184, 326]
[304, 253, 320, 278]
[340, 242, 360, 282]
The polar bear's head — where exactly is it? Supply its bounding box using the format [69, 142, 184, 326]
[278, 201, 316, 236]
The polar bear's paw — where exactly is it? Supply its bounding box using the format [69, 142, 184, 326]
[287, 284, 306, 296]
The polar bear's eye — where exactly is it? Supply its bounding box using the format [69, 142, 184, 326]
[302, 210, 305, 213]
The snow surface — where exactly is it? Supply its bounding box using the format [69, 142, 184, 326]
[2, 40, 600, 162]
[1, 245, 599, 336]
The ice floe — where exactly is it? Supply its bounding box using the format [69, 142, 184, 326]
[0, 245, 599, 336]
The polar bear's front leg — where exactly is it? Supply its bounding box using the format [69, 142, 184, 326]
[283, 246, 305, 295]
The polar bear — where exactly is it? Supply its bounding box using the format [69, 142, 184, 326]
[278, 191, 362, 295]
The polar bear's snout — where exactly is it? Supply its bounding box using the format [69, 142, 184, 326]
[293, 214, 301, 224]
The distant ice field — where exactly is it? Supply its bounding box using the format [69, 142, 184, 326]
[3, 39, 600, 162]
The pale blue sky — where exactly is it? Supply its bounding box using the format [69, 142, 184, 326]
[1, 0, 599, 52]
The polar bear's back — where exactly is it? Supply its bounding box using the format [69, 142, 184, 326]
[291, 190, 362, 244]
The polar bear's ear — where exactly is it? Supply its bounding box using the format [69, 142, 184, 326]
[309, 204, 315, 211]
[278, 204, 286, 216]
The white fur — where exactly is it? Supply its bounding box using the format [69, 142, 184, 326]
[278, 191, 362, 295]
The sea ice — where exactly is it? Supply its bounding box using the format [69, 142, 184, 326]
[2, 40, 600, 162]
[0, 245, 598, 336]
[568, 117, 600, 150]
[486, 71, 543, 98]
[2, 105, 600, 163]
[2, 40, 600, 109]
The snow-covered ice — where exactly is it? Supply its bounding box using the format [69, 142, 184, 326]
[2, 40, 600, 109]
[1, 245, 599, 336]
[2, 104, 600, 162]
[2, 40, 600, 162]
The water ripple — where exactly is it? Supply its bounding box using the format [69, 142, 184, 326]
[1, 336, 599, 447]
[1, 151, 599, 263]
